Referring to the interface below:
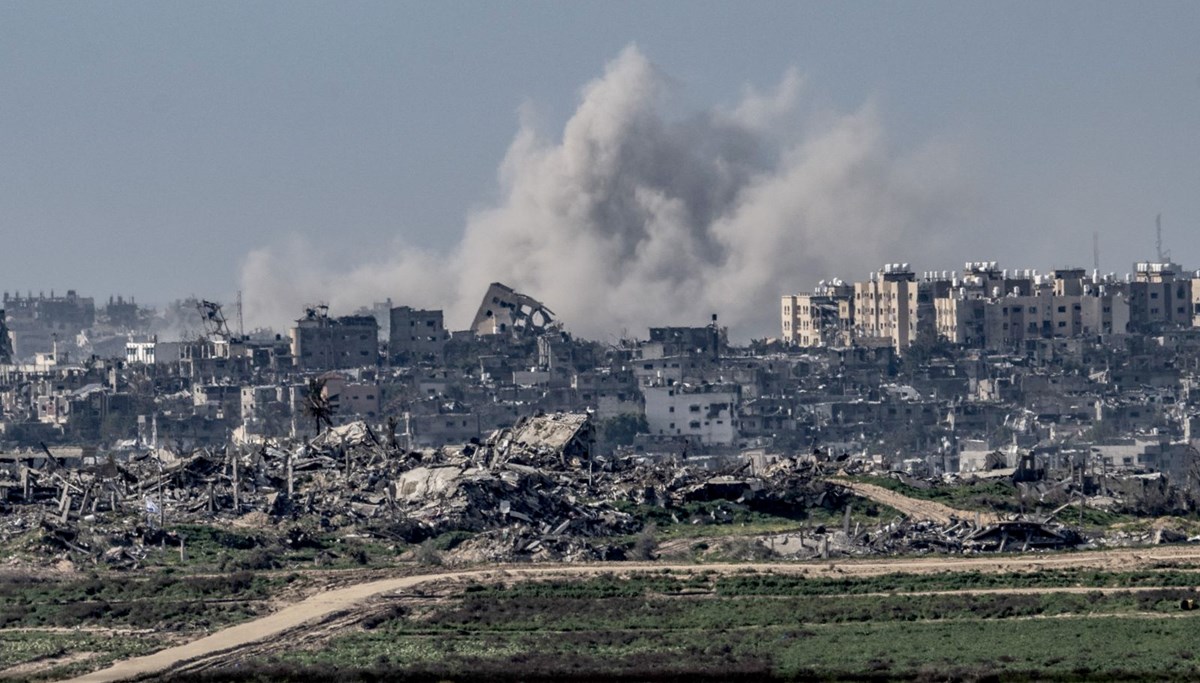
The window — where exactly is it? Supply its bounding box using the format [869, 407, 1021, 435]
[689, 421, 701, 429]
[1057, 306, 1066, 313]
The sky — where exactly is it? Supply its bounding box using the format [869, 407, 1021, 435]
[1, 2, 1199, 339]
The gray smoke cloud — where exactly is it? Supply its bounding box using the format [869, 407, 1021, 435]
[241, 45, 970, 340]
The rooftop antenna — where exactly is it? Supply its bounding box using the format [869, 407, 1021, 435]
[1093, 231, 1100, 271]
[1156, 213, 1170, 262]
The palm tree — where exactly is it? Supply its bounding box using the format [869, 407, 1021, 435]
[304, 377, 334, 436]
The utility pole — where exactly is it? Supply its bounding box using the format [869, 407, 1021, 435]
[157, 451, 165, 529]
[236, 290, 244, 339]
[231, 449, 240, 512]
[287, 447, 295, 497]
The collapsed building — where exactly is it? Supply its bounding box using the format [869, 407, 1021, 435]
[470, 283, 556, 339]
[1, 402, 1127, 574]
[0, 412, 892, 568]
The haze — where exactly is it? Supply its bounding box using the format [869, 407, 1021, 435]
[2, 2, 1198, 339]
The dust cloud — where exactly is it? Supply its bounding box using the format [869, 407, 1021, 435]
[241, 45, 969, 340]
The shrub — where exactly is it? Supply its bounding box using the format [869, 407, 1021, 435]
[414, 540, 444, 566]
[632, 523, 658, 561]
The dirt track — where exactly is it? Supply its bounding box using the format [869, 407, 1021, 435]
[830, 478, 1002, 525]
[59, 543, 1200, 683]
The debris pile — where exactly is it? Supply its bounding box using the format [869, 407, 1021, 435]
[0, 412, 1096, 569]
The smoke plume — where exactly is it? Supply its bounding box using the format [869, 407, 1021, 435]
[241, 45, 968, 340]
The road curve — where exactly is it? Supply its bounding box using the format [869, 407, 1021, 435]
[61, 545, 1200, 683]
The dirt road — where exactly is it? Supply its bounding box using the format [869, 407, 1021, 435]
[59, 543, 1200, 683]
[830, 478, 1001, 525]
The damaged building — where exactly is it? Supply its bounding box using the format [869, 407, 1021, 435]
[470, 282, 556, 338]
[290, 305, 379, 370]
[389, 306, 449, 364]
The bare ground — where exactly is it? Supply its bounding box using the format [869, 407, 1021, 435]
[828, 478, 1001, 525]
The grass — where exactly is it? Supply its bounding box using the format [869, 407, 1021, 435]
[613, 495, 896, 543]
[853, 475, 1024, 511]
[0, 567, 319, 678]
[850, 475, 1146, 528]
[0, 570, 295, 631]
[149, 523, 404, 571]
[0, 630, 160, 681]
[208, 570, 1200, 681]
[460, 567, 1200, 600]
[714, 567, 1200, 595]
[253, 599, 1200, 681]
[15, 568, 1200, 682]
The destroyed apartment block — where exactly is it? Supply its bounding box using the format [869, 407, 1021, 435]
[470, 282, 556, 339]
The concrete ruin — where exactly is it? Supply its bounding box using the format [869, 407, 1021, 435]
[470, 283, 556, 338]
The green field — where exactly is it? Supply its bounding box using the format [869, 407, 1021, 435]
[151, 569, 1200, 682]
[0, 569, 316, 681]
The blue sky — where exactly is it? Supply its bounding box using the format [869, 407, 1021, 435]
[2, 2, 1198, 332]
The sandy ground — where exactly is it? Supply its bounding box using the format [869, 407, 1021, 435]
[828, 478, 1002, 525]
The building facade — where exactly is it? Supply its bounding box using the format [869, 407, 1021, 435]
[290, 307, 379, 370]
[388, 306, 448, 364]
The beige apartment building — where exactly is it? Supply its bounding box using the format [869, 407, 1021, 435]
[785, 261, 1146, 353]
[853, 263, 914, 349]
[780, 281, 853, 347]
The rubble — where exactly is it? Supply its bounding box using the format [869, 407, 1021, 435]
[469, 282, 556, 339]
[0, 412, 884, 568]
[11, 408, 1181, 570]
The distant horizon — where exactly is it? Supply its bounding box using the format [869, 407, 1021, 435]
[6, 251, 1199, 346]
[3, 3, 1198, 339]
